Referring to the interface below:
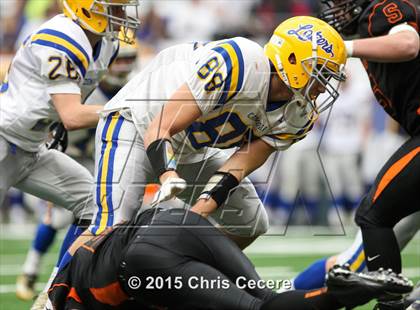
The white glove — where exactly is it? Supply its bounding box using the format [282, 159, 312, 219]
[151, 177, 187, 207]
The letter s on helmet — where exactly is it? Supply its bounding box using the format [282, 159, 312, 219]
[264, 16, 347, 120]
[63, 0, 141, 44]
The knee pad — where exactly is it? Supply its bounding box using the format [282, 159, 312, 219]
[355, 209, 378, 229]
[253, 207, 269, 236]
[354, 195, 378, 228]
[355, 203, 396, 229]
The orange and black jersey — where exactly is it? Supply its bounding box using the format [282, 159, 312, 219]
[357, 0, 420, 136]
[48, 210, 158, 310]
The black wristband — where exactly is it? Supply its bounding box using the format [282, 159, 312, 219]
[73, 218, 91, 229]
[198, 171, 240, 207]
[146, 139, 177, 177]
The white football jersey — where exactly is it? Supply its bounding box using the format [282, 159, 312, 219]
[104, 37, 314, 158]
[0, 14, 119, 152]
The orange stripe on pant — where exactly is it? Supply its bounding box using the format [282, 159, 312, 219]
[304, 287, 327, 298]
[373, 147, 420, 203]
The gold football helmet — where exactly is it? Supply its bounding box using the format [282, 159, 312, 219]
[265, 16, 347, 125]
[63, 0, 140, 43]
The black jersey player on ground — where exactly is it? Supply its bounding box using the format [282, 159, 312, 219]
[46, 207, 412, 310]
[320, 0, 420, 307]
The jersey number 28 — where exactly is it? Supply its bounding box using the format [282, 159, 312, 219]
[48, 56, 79, 80]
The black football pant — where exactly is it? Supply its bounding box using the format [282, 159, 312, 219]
[355, 135, 420, 273]
[118, 209, 342, 310]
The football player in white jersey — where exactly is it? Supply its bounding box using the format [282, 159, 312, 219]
[88, 16, 347, 249]
[16, 39, 139, 301]
[0, 0, 140, 305]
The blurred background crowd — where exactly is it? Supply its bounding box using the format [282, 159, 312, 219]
[0, 0, 412, 228]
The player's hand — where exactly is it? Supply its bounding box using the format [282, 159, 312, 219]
[151, 177, 187, 207]
[191, 198, 217, 218]
[46, 122, 68, 152]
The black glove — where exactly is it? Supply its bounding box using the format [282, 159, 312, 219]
[46, 122, 68, 152]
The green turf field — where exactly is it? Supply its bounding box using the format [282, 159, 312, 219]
[1, 225, 418, 310]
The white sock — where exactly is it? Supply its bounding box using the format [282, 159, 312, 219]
[22, 249, 42, 276]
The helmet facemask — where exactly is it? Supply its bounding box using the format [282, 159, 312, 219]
[319, 0, 368, 35]
[276, 42, 346, 130]
[91, 0, 140, 43]
[301, 56, 346, 114]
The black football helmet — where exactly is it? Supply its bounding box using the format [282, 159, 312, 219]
[319, 0, 371, 35]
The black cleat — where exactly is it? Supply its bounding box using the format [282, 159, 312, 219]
[374, 277, 419, 309]
[374, 297, 406, 310]
[326, 265, 413, 309]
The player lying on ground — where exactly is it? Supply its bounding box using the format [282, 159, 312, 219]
[47, 207, 413, 310]
[89, 16, 347, 251]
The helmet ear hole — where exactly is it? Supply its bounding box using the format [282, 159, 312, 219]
[82, 8, 91, 19]
[288, 53, 297, 65]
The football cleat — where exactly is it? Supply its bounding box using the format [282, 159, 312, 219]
[326, 265, 413, 309]
[16, 273, 38, 301]
[374, 296, 406, 310]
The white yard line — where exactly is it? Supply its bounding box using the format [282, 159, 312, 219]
[0, 283, 46, 294]
[0, 264, 56, 276]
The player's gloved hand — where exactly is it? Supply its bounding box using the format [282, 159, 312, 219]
[46, 122, 68, 152]
[151, 177, 187, 207]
